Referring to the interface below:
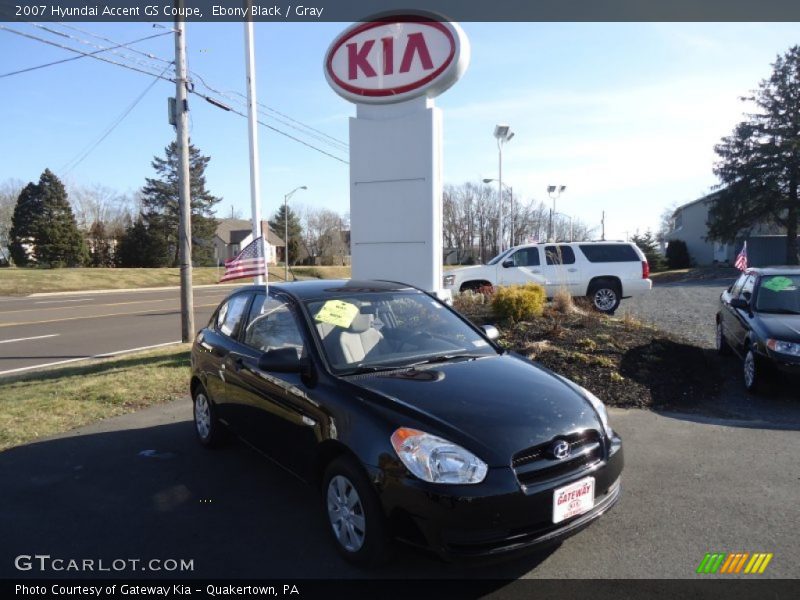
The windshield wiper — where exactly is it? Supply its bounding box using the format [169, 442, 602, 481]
[343, 353, 487, 375]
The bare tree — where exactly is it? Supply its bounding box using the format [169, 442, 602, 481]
[300, 206, 349, 263]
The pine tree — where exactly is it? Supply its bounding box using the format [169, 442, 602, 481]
[709, 45, 800, 264]
[140, 142, 221, 267]
[631, 230, 665, 272]
[87, 220, 113, 267]
[269, 204, 302, 265]
[9, 169, 87, 267]
[116, 217, 167, 267]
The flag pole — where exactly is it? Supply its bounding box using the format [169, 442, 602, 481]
[244, 0, 265, 287]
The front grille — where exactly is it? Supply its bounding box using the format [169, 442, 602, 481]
[512, 430, 603, 488]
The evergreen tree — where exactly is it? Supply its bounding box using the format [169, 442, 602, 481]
[269, 204, 302, 265]
[9, 169, 87, 267]
[117, 217, 167, 267]
[665, 239, 691, 269]
[140, 142, 221, 267]
[87, 220, 113, 267]
[709, 45, 800, 264]
[9, 182, 42, 266]
[631, 230, 665, 272]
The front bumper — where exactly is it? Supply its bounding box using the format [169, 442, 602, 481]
[372, 434, 624, 559]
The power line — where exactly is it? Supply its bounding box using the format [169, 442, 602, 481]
[0, 26, 175, 83]
[0, 29, 172, 79]
[61, 62, 175, 175]
[58, 23, 174, 66]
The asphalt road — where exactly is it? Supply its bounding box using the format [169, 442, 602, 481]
[0, 286, 237, 376]
[1, 399, 798, 581]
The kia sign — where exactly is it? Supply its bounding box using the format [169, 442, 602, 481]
[324, 14, 470, 104]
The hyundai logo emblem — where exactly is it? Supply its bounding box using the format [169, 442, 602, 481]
[551, 440, 571, 460]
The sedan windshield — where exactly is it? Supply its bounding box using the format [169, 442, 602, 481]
[305, 292, 498, 373]
[755, 274, 800, 314]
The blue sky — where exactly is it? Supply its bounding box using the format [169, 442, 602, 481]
[1, 21, 798, 240]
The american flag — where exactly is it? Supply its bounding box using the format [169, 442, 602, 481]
[220, 236, 267, 282]
[734, 241, 748, 271]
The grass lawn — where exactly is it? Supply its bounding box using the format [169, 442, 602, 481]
[0, 344, 191, 451]
[0, 265, 353, 296]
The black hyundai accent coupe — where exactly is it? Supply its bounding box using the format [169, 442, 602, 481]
[716, 267, 800, 392]
[190, 280, 623, 564]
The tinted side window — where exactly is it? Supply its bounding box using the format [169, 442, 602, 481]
[511, 248, 540, 267]
[729, 274, 747, 297]
[243, 294, 306, 358]
[579, 244, 639, 262]
[216, 294, 251, 338]
[545, 245, 576, 265]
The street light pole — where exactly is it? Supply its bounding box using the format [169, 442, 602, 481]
[493, 125, 514, 253]
[483, 178, 513, 246]
[283, 185, 307, 281]
[547, 185, 566, 242]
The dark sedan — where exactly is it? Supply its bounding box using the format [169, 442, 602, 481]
[716, 267, 800, 392]
[190, 280, 623, 564]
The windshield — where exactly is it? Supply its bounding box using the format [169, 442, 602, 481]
[304, 291, 498, 373]
[755, 274, 800, 314]
[486, 247, 515, 266]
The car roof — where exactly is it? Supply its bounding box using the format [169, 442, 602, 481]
[745, 266, 800, 276]
[229, 279, 418, 301]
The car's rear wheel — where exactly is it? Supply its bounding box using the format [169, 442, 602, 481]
[322, 456, 391, 565]
[716, 321, 732, 355]
[193, 387, 225, 448]
[588, 280, 621, 314]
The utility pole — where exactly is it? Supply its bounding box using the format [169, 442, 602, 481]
[601, 211, 605, 241]
[174, 0, 194, 342]
[244, 0, 264, 286]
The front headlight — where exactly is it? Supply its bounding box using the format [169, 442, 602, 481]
[767, 339, 800, 357]
[579, 385, 614, 439]
[443, 274, 456, 287]
[390, 427, 488, 484]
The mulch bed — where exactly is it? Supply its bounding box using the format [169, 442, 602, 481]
[463, 304, 723, 411]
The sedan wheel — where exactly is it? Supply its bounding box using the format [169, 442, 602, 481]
[743, 349, 760, 393]
[322, 456, 391, 565]
[193, 388, 225, 447]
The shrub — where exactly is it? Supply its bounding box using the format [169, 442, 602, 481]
[492, 283, 546, 322]
[552, 287, 574, 314]
[665, 239, 691, 269]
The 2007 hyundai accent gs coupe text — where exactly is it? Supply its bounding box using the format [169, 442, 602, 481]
[190, 280, 623, 564]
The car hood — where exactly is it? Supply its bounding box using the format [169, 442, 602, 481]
[346, 354, 602, 466]
[757, 313, 800, 342]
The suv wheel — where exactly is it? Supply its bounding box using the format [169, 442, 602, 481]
[716, 321, 731, 355]
[588, 281, 621, 314]
[322, 456, 392, 566]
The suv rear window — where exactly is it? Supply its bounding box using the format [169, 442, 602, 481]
[579, 244, 639, 262]
[545, 245, 576, 265]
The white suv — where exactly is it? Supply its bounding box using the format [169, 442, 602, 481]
[443, 241, 652, 313]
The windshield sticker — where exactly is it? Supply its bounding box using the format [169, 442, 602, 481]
[762, 276, 797, 292]
[314, 300, 359, 328]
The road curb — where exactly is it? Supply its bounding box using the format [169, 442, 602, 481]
[27, 283, 244, 298]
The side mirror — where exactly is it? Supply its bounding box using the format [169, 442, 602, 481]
[482, 324, 500, 340]
[729, 297, 749, 310]
[258, 347, 305, 373]
[502, 259, 514, 268]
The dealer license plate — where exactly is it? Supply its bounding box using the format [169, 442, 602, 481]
[552, 476, 595, 524]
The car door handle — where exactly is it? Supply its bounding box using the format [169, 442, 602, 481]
[568, 268, 578, 272]
[531, 269, 541, 274]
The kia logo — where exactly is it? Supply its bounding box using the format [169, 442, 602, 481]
[551, 440, 571, 460]
[324, 13, 470, 104]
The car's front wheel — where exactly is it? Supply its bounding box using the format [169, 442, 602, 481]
[743, 348, 763, 394]
[322, 456, 391, 566]
[588, 280, 621, 314]
[193, 387, 225, 447]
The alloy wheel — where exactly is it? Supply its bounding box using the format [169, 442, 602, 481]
[194, 393, 211, 440]
[744, 351, 756, 390]
[326, 475, 366, 552]
[593, 288, 617, 312]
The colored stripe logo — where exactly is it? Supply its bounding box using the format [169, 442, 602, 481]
[696, 552, 773, 574]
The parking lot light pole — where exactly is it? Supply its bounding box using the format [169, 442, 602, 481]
[493, 125, 514, 252]
[283, 185, 307, 281]
[547, 185, 566, 242]
[483, 178, 513, 246]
